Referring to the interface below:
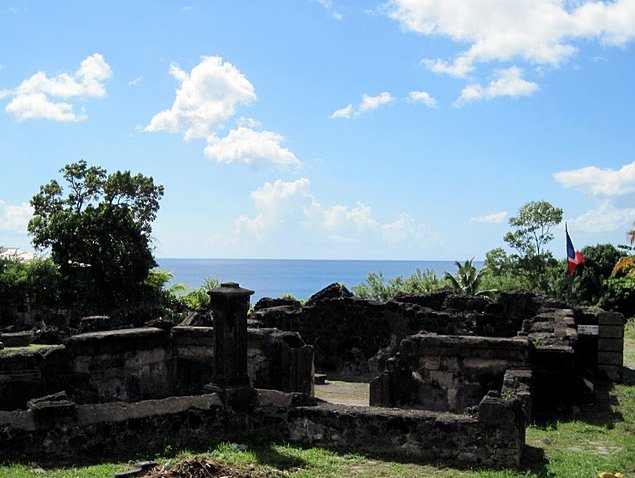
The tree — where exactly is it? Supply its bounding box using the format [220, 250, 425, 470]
[444, 259, 486, 295]
[502, 200, 563, 288]
[28, 161, 164, 318]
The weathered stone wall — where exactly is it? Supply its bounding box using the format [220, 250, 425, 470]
[0, 389, 526, 468]
[0, 327, 313, 410]
[370, 334, 531, 413]
[251, 286, 542, 376]
[66, 328, 173, 404]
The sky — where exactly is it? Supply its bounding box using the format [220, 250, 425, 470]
[1, 0, 634, 260]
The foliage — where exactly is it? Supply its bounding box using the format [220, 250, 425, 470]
[0, 250, 61, 322]
[27, 161, 164, 320]
[483, 201, 563, 294]
[353, 268, 444, 301]
[443, 259, 487, 295]
[152, 273, 221, 317]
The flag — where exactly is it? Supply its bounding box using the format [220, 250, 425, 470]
[566, 224, 584, 276]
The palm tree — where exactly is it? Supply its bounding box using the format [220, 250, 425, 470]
[444, 259, 486, 295]
[611, 224, 635, 278]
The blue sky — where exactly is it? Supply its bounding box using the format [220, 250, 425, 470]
[1, 0, 634, 260]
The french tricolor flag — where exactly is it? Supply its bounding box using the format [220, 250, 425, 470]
[566, 224, 584, 276]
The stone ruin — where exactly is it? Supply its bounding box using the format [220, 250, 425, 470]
[0, 282, 627, 469]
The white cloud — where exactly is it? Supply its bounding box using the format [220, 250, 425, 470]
[554, 161, 635, 196]
[314, 0, 344, 20]
[469, 211, 507, 223]
[2, 53, 111, 121]
[455, 67, 538, 105]
[381, 213, 425, 243]
[146, 56, 301, 167]
[145, 56, 256, 140]
[567, 200, 635, 233]
[231, 178, 428, 248]
[359, 92, 395, 113]
[388, 0, 635, 77]
[330, 103, 353, 119]
[204, 127, 300, 167]
[554, 160, 635, 235]
[0, 201, 32, 233]
[407, 90, 437, 107]
[128, 76, 143, 87]
[330, 92, 394, 119]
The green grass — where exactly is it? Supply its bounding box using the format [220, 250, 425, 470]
[2, 327, 634, 478]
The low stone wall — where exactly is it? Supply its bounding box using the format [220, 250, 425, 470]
[370, 334, 531, 413]
[0, 389, 526, 468]
[0, 327, 313, 411]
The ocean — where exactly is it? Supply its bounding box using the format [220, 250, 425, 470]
[156, 258, 478, 303]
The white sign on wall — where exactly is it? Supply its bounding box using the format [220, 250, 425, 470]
[578, 324, 599, 336]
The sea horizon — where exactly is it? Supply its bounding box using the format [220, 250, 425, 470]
[156, 257, 483, 303]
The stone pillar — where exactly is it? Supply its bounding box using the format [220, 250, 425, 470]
[206, 282, 254, 409]
[597, 311, 625, 382]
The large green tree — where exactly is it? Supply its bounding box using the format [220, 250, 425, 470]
[485, 200, 563, 291]
[28, 161, 164, 318]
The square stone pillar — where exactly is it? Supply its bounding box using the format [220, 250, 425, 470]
[206, 282, 254, 409]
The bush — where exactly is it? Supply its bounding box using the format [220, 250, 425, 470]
[352, 268, 444, 301]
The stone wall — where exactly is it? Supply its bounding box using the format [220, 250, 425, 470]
[0, 326, 313, 411]
[0, 388, 526, 468]
[370, 334, 531, 413]
[251, 286, 542, 376]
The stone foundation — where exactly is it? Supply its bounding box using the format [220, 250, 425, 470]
[369, 334, 531, 412]
[0, 389, 525, 468]
[0, 326, 313, 411]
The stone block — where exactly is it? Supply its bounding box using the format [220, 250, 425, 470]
[429, 370, 455, 389]
[598, 351, 623, 366]
[598, 312, 624, 326]
[0, 331, 33, 347]
[171, 326, 214, 346]
[598, 338, 624, 352]
[599, 325, 624, 339]
[420, 355, 440, 370]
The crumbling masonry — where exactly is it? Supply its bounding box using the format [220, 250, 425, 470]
[0, 283, 626, 468]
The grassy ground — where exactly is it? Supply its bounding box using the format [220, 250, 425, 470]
[2, 321, 633, 478]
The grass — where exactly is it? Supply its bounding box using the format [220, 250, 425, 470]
[2, 321, 634, 478]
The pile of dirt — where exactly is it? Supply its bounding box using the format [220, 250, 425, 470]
[142, 457, 265, 478]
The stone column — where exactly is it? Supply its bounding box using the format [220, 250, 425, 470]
[206, 282, 254, 409]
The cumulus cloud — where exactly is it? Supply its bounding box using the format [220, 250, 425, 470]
[554, 160, 635, 235]
[407, 90, 437, 107]
[0, 201, 32, 233]
[1, 53, 111, 121]
[330, 92, 394, 119]
[469, 211, 507, 223]
[204, 127, 300, 167]
[232, 178, 427, 247]
[567, 200, 635, 233]
[554, 161, 635, 196]
[145, 56, 256, 140]
[146, 56, 300, 167]
[455, 67, 539, 105]
[387, 0, 635, 77]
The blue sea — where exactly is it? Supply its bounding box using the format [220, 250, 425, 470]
[156, 259, 479, 303]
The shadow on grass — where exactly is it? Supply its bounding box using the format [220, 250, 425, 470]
[533, 368, 634, 430]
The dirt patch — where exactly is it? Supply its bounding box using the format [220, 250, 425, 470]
[314, 379, 370, 406]
[141, 457, 265, 478]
